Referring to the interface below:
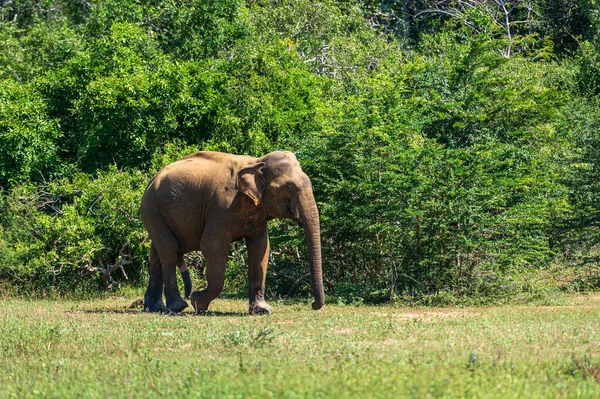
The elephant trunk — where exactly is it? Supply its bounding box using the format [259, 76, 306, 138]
[297, 190, 325, 310]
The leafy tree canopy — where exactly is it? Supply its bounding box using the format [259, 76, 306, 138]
[1, 0, 599, 302]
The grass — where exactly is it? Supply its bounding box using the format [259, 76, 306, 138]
[1, 293, 600, 398]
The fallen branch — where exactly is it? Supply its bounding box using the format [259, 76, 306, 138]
[80, 243, 132, 290]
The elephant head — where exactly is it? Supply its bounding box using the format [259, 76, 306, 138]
[237, 151, 325, 310]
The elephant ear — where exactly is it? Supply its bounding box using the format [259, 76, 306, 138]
[237, 162, 266, 206]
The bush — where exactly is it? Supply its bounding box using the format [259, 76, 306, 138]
[0, 167, 148, 295]
[0, 79, 61, 188]
[1, 0, 599, 303]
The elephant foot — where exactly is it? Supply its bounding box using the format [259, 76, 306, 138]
[166, 297, 188, 313]
[249, 300, 273, 315]
[190, 291, 212, 314]
[144, 287, 169, 313]
[144, 299, 169, 313]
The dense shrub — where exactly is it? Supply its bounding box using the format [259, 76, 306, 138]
[0, 0, 599, 302]
[0, 167, 147, 295]
[0, 80, 61, 187]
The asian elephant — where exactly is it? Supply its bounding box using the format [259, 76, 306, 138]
[140, 150, 325, 315]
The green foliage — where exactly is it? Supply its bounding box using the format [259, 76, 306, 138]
[0, 0, 599, 301]
[0, 79, 61, 187]
[538, 0, 596, 55]
[0, 167, 148, 295]
[0, 0, 89, 27]
[558, 97, 600, 264]
[276, 23, 574, 300]
[574, 41, 600, 98]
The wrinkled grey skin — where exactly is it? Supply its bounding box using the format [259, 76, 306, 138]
[140, 151, 325, 314]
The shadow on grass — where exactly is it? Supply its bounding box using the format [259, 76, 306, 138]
[68, 306, 247, 317]
[192, 310, 247, 317]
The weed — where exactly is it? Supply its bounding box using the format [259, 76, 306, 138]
[562, 353, 600, 381]
[225, 325, 280, 349]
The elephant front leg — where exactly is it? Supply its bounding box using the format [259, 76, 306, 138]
[246, 229, 273, 315]
[190, 243, 228, 314]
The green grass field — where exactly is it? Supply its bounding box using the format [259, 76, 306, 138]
[1, 294, 599, 398]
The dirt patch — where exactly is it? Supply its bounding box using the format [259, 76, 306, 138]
[518, 305, 597, 311]
[507, 295, 600, 311]
[398, 311, 479, 322]
[129, 299, 144, 309]
[372, 310, 480, 322]
[276, 320, 296, 325]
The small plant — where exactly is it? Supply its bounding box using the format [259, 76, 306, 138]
[561, 353, 600, 381]
[225, 325, 280, 349]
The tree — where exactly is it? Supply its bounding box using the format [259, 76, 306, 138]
[0, 79, 61, 187]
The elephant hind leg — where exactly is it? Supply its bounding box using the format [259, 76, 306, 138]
[178, 252, 193, 299]
[144, 243, 167, 312]
[152, 234, 189, 313]
[161, 250, 189, 313]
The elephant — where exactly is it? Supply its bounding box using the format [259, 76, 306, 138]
[140, 150, 325, 314]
